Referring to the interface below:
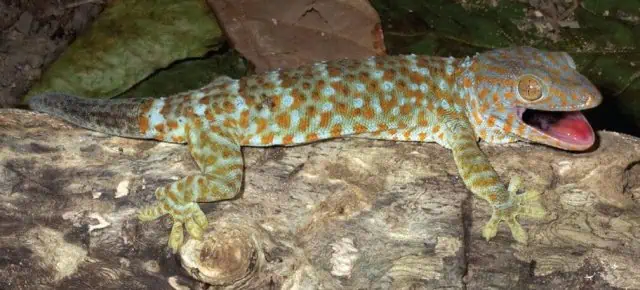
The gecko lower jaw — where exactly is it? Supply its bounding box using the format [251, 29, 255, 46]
[517, 107, 596, 150]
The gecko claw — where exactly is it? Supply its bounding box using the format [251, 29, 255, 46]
[482, 176, 546, 244]
[138, 187, 209, 252]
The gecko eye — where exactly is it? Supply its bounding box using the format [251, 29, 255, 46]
[517, 75, 543, 101]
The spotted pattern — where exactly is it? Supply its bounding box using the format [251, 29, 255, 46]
[30, 47, 602, 252]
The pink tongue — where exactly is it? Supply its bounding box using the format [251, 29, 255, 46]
[548, 112, 593, 143]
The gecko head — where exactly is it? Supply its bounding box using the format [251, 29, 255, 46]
[468, 47, 602, 151]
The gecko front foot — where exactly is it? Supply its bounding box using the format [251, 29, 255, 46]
[481, 176, 546, 244]
[138, 185, 209, 253]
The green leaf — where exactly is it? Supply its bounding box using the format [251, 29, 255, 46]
[25, 0, 223, 101]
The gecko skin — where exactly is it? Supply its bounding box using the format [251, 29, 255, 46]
[29, 47, 602, 252]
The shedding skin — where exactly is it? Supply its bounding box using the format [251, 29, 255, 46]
[29, 47, 602, 252]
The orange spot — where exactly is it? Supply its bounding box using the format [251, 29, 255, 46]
[351, 108, 362, 117]
[263, 82, 275, 90]
[380, 95, 397, 113]
[396, 80, 408, 94]
[240, 110, 250, 128]
[306, 106, 317, 116]
[205, 109, 215, 121]
[223, 119, 236, 128]
[398, 121, 407, 129]
[222, 101, 235, 113]
[363, 107, 375, 119]
[503, 115, 514, 132]
[317, 79, 326, 88]
[140, 100, 154, 114]
[399, 66, 409, 75]
[160, 102, 172, 116]
[306, 133, 319, 142]
[431, 125, 440, 134]
[426, 101, 435, 112]
[409, 73, 426, 84]
[276, 113, 291, 128]
[199, 97, 210, 105]
[193, 118, 203, 129]
[463, 77, 472, 88]
[473, 112, 483, 126]
[358, 71, 370, 83]
[283, 135, 294, 145]
[291, 89, 305, 109]
[302, 82, 311, 90]
[345, 74, 356, 82]
[166, 189, 178, 204]
[167, 120, 178, 129]
[418, 133, 427, 141]
[256, 118, 267, 133]
[383, 69, 396, 81]
[336, 103, 348, 114]
[478, 128, 487, 139]
[199, 131, 209, 143]
[403, 131, 411, 139]
[492, 92, 500, 104]
[261, 133, 275, 144]
[479, 102, 490, 115]
[478, 88, 489, 99]
[328, 67, 341, 77]
[270, 95, 281, 109]
[487, 116, 496, 127]
[388, 129, 398, 135]
[172, 136, 184, 143]
[298, 119, 309, 131]
[320, 112, 331, 128]
[503, 91, 515, 99]
[331, 124, 343, 137]
[311, 90, 321, 101]
[367, 80, 379, 93]
[418, 115, 429, 127]
[354, 123, 367, 133]
[331, 82, 348, 96]
[437, 132, 444, 140]
[138, 116, 149, 133]
[400, 104, 412, 115]
[177, 180, 185, 192]
[377, 124, 388, 131]
[154, 123, 165, 133]
[280, 75, 296, 88]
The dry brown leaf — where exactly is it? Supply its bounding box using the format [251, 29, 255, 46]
[208, 0, 386, 72]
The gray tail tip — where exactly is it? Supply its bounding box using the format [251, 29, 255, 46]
[27, 93, 74, 112]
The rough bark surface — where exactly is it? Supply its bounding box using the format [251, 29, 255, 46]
[1, 109, 639, 289]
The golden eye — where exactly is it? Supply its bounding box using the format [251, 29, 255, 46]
[518, 75, 543, 101]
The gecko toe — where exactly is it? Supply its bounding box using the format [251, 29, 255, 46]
[169, 221, 185, 253]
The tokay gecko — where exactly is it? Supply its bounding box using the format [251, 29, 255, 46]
[29, 47, 602, 252]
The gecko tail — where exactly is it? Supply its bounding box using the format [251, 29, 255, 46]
[28, 93, 152, 139]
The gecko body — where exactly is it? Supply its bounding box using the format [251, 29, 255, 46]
[29, 47, 602, 252]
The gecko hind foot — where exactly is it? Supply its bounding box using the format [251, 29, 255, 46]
[481, 176, 546, 244]
[138, 186, 209, 253]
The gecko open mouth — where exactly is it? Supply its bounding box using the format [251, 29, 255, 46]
[519, 108, 595, 148]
